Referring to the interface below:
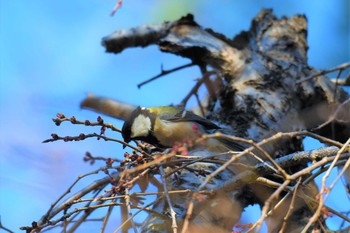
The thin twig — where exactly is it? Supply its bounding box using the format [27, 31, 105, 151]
[110, 0, 123, 16]
[279, 178, 302, 233]
[301, 138, 350, 233]
[331, 158, 350, 191]
[297, 62, 350, 83]
[0, 217, 14, 233]
[180, 71, 215, 107]
[40, 218, 105, 233]
[121, 197, 128, 233]
[124, 187, 139, 233]
[165, 152, 245, 178]
[66, 190, 104, 233]
[40, 168, 104, 225]
[312, 98, 350, 131]
[203, 133, 289, 182]
[113, 198, 163, 233]
[180, 196, 194, 233]
[100, 204, 113, 233]
[160, 166, 178, 233]
[43, 132, 150, 157]
[194, 92, 205, 116]
[248, 180, 291, 233]
[137, 62, 195, 88]
[256, 174, 350, 223]
[123, 168, 152, 195]
[72, 189, 211, 204]
[53, 202, 160, 227]
[332, 69, 343, 102]
[199, 66, 218, 104]
[121, 152, 176, 175]
[303, 160, 348, 186]
[51, 114, 121, 132]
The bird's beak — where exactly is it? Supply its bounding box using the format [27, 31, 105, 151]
[123, 139, 130, 149]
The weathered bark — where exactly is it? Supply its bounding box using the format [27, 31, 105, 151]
[99, 9, 349, 233]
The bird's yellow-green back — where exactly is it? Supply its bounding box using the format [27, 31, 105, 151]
[147, 106, 184, 116]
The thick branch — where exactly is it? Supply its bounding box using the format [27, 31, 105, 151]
[102, 14, 245, 77]
[80, 94, 136, 120]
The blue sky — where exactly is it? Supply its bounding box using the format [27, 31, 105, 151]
[0, 1, 349, 232]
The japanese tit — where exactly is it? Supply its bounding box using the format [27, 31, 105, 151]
[121, 106, 243, 152]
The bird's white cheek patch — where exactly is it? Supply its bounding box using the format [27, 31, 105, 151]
[131, 115, 151, 138]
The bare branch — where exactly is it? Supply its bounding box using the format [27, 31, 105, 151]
[301, 138, 350, 233]
[137, 62, 195, 88]
[312, 98, 350, 131]
[160, 166, 178, 233]
[110, 0, 123, 16]
[124, 187, 139, 232]
[0, 217, 14, 233]
[180, 71, 216, 108]
[279, 178, 302, 233]
[297, 62, 350, 83]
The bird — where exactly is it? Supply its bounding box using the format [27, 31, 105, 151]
[121, 106, 243, 152]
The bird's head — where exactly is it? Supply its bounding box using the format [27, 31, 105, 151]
[122, 107, 157, 148]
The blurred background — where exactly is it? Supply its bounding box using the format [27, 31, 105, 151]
[1, 0, 349, 232]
